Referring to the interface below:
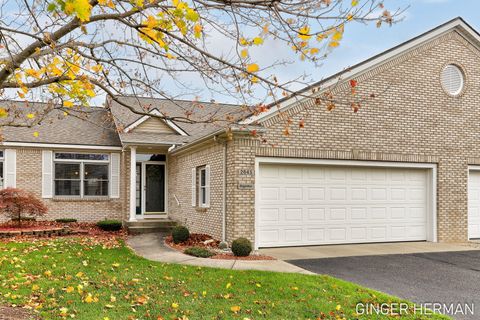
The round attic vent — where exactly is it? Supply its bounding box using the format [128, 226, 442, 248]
[441, 64, 464, 96]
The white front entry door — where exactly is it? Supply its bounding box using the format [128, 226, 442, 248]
[468, 170, 480, 239]
[257, 164, 429, 247]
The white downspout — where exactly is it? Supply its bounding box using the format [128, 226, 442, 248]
[222, 140, 227, 242]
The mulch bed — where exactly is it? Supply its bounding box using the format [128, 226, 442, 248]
[211, 253, 276, 261]
[165, 233, 275, 260]
[0, 220, 126, 243]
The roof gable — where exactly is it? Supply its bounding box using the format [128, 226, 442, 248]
[135, 117, 177, 134]
[242, 17, 480, 125]
[124, 109, 188, 136]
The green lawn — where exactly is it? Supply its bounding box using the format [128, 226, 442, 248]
[0, 238, 447, 319]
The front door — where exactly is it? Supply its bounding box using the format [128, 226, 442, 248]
[136, 162, 166, 217]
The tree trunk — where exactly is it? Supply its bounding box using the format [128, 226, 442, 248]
[17, 208, 21, 227]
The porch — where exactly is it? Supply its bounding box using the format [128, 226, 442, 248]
[127, 145, 172, 223]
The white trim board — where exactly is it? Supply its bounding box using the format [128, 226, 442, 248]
[467, 166, 480, 240]
[124, 109, 188, 136]
[254, 157, 438, 249]
[242, 18, 480, 125]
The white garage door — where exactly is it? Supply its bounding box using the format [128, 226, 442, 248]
[257, 164, 429, 247]
[468, 171, 480, 239]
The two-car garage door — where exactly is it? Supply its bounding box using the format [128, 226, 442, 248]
[257, 163, 430, 248]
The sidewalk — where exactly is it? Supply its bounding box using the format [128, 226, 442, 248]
[126, 233, 313, 274]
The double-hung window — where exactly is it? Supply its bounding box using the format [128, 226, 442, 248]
[192, 165, 210, 208]
[199, 167, 207, 207]
[54, 153, 109, 197]
[0, 150, 4, 189]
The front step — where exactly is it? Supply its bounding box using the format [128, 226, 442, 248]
[125, 219, 177, 235]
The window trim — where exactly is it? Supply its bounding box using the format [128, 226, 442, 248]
[199, 167, 207, 207]
[53, 152, 110, 198]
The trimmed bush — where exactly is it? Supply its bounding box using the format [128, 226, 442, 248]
[55, 218, 77, 223]
[96, 220, 122, 231]
[231, 238, 252, 257]
[172, 226, 189, 244]
[184, 246, 214, 258]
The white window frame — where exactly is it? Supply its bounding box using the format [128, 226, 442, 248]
[199, 167, 207, 207]
[53, 152, 110, 198]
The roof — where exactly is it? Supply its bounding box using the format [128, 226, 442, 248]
[0, 100, 121, 147]
[242, 17, 480, 124]
[108, 96, 248, 145]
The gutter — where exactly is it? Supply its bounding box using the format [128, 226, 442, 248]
[169, 125, 266, 155]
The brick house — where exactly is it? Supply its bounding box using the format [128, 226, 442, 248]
[2, 17, 480, 248]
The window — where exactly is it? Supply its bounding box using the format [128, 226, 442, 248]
[54, 153, 109, 197]
[84, 164, 109, 196]
[192, 165, 210, 208]
[199, 167, 207, 207]
[0, 151, 4, 189]
[441, 64, 465, 96]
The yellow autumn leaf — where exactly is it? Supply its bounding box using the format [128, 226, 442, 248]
[336, 304, 342, 310]
[64, 101, 74, 108]
[252, 37, 264, 45]
[193, 24, 202, 38]
[230, 305, 241, 313]
[75, 271, 83, 277]
[240, 49, 248, 58]
[32, 284, 40, 291]
[332, 30, 343, 41]
[44, 270, 52, 277]
[33, 131, 39, 138]
[91, 64, 103, 73]
[64, 0, 92, 22]
[251, 76, 259, 83]
[171, 302, 179, 309]
[298, 25, 311, 40]
[309, 48, 320, 55]
[329, 41, 340, 47]
[351, 0, 359, 6]
[246, 63, 259, 73]
[66, 286, 74, 293]
[0, 108, 8, 118]
[239, 37, 248, 46]
[84, 293, 94, 303]
[26, 113, 35, 119]
[226, 282, 232, 289]
[59, 307, 68, 316]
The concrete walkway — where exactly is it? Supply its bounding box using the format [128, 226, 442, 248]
[260, 241, 480, 260]
[126, 233, 313, 274]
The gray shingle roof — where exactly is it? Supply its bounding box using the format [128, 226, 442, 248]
[109, 96, 247, 143]
[0, 101, 121, 147]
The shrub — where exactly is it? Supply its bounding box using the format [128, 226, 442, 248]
[55, 218, 77, 223]
[172, 226, 190, 244]
[184, 246, 214, 258]
[96, 220, 122, 231]
[231, 238, 252, 257]
[0, 188, 48, 227]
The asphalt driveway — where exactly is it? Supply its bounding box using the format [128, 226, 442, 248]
[289, 250, 480, 320]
